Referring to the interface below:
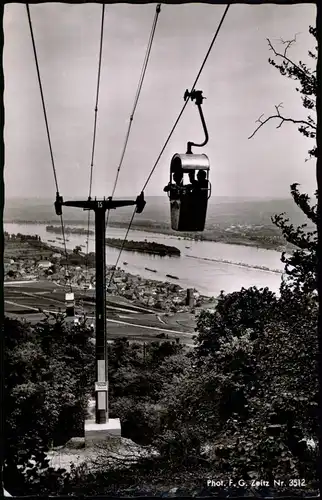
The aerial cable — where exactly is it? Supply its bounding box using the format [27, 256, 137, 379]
[108, 3, 161, 204]
[106, 3, 230, 288]
[85, 4, 106, 279]
[105, 2, 161, 287]
[26, 4, 72, 293]
[107, 209, 136, 290]
[142, 3, 230, 191]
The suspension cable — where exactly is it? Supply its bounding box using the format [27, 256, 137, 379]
[105, 3, 161, 288]
[142, 3, 230, 191]
[85, 4, 106, 279]
[105, 2, 161, 254]
[106, 3, 230, 289]
[109, 3, 161, 203]
[26, 4, 72, 293]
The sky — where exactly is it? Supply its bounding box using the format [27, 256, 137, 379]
[3, 2, 317, 200]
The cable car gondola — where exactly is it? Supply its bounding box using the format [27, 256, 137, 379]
[65, 291, 75, 317]
[165, 89, 211, 232]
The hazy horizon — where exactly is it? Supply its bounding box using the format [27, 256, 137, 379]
[5, 194, 296, 202]
[4, 193, 314, 232]
[4, 3, 317, 200]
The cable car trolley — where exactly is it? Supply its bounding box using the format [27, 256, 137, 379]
[165, 89, 211, 232]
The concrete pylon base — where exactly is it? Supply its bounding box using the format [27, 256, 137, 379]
[84, 398, 121, 447]
[84, 418, 121, 446]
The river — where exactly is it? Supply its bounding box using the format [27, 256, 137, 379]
[4, 222, 285, 297]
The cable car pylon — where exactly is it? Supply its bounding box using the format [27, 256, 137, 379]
[55, 192, 146, 431]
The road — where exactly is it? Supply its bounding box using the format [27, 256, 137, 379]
[4, 280, 196, 345]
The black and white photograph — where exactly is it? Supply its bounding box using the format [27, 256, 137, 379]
[2, 1, 320, 497]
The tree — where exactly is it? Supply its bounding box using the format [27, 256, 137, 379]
[4, 316, 95, 495]
[194, 286, 278, 360]
[156, 301, 318, 485]
[249, 27, 317, 295]
[108, 339, 188, 445]
[273, 184, 317, 294]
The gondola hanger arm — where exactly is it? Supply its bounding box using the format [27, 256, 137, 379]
[184, 89, 209, 154]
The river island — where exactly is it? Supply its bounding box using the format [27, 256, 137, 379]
[105, 238, 181, 257]
[46, 225, 94, 235]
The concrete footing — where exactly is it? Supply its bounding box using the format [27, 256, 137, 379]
[84, 398, 121, 447]
[85, 418, 121, 445]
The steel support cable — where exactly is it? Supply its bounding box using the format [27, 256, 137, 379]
[105, 2, 161, 248]
[85, 4, 106, 279]
[106, 4, 230, 289]
[106, 209, 136, 291]
[142, 3, 230, 192]
[26, 4, 72, 293]
[108, 3, 161, 204]
[105, 3, 161, 288]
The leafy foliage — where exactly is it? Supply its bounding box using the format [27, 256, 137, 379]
[4, 316, 95, 495]
[194, 286, 278, 359]
[62, 288, 318, 495]
[155, 291, 318, 484]
[268, 27, 317, 294]
[108, 338, 187, 444]
[267, 26, 316, 158]
[273, 183, 317, 294]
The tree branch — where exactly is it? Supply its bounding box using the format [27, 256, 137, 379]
[248, 103, 316, 140]
[267, 34, 308, 78]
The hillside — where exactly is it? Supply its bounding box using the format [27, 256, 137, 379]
[4, 196, 314, 230]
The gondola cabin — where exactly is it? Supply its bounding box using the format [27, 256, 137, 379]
[65, 292, 75, 317]
[166, 153, 211, 231]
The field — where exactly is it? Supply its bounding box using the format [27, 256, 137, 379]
[4, 239, 55, 260]
[4, 280, 196, 345]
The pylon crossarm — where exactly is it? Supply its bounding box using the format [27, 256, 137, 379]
[60, 199, 139, 211]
